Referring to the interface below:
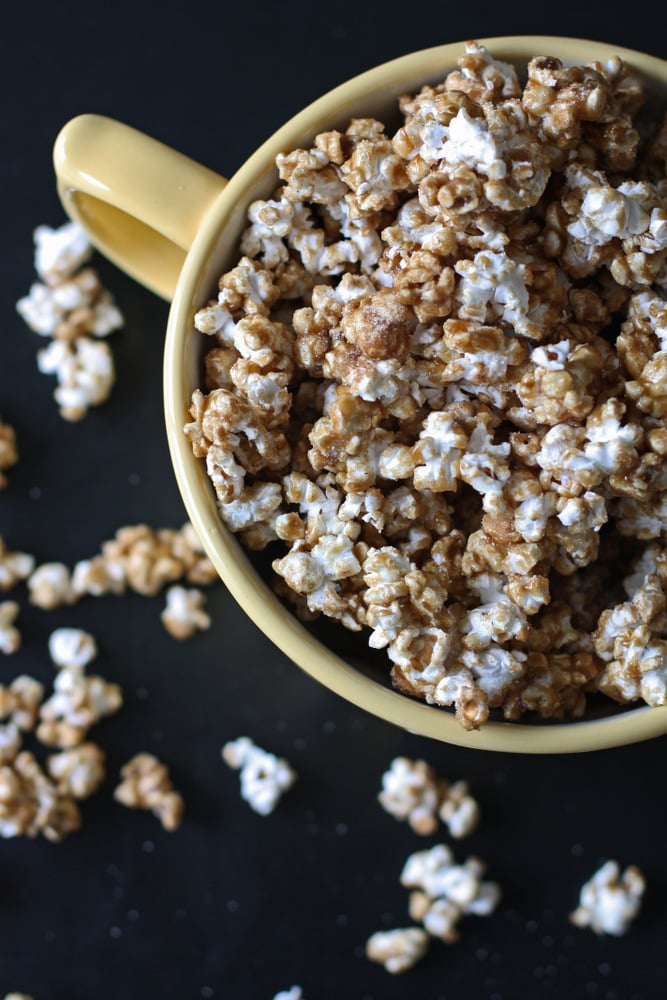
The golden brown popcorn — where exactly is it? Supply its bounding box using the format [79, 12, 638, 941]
[0, 538, 35, 592]
[365, 927, 430, 974]
[0, 418, 18, 489]
[114, 752, 184, 831]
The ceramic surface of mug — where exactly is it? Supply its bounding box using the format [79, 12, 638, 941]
[53, 35, 667, 752]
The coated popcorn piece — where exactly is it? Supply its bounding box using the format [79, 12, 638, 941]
[401, 843, 501, 943]
[36, 335, 115, 421]
[48, 627, 97, 670]
[619, 289, 667, 417]
[444, 40, 521, 104]
[365, 927, 430, 974]
[0, 417, 18, 489]
[222, 736, 296, 816]
[0, 750, 81, 841]
[37, 641, 123, 749]
[47, 742, 106, 800]
[0, 676, 44, 731]
[570, 860, 645, 936]
[32, 220, 92, 285]
[593, 576, 667, 705]
[114, 752, 184, 831]
[160, 585, 211, 639]
[0, 538, 35, 592]
[0, 602, 21, 654]
[377, 756, 443, 835]
[27, 562, 75, 609]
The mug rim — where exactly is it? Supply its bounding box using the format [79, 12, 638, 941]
[164, 35, 667, 753]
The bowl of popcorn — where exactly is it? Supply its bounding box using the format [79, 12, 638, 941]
[53, 35, 667, 752]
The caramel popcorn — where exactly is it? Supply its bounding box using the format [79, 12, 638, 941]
[377, 756, 479, 837]
[0, 601, 21, 654]
[222, 736, 296, 815]
[37, 632, 122, 748]
[0, 417, 18, 489]
[0, 538, 35, 592]
[114, 752, 184, 831]
[365, 927, 430, 974]
[26, 523, 218, 613]
[570, 860, 645, 936]
[0, 750, 81, 841]
[160, 585, 211, 639]
[187, 41, 667, 728]
[401, 843, 501, 942]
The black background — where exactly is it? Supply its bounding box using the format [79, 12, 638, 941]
[2, 2, 667, 998]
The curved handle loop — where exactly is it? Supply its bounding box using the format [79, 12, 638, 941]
[53, 114, 228, 301]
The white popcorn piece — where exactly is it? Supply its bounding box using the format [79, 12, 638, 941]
[160, 585, 211, 640]
[365, 927, 430, 974]
[0, 602, 21, 654]
[377, 757, 442, 835]
[33, 220, 92, 284]
[570, 860, 645, 936]
[37, 336, 115, 421]
[438, 780, 480, 839]
[272, 988, 305, 1000]
[48, 628, 98, 671]
[222, 737, 296, 816]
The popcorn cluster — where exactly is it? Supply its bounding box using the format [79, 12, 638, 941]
[16, 221, 123, 420]
[187, 41, 667, 728]
[0, 523, 217, 640]
[377, 755, 479, 837]
[366, 842, 500, 973]
[0, 626, 184, 839]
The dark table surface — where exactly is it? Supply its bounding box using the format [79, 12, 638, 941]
[2, 3, 667, 998]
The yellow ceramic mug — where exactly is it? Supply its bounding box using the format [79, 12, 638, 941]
[53, 35, 667, 753]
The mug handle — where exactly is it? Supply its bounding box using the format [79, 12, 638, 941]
[53, 114, 228, 302]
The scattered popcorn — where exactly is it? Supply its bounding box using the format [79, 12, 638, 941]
[160, 584, 211, 639]
[570, 860, 646, 936]
[0, 417, 18, 489]
[186, 41, 667, 728]
[16, 220, 123, 420]
[377, 756, 480, 838]
[365, 927, 430, 974]
[0, 601, 21, 654]
[4, 992, 34, 1000]
[24, 524, 218, 618]
[401, 844, 501, 942]
[114, 752, 184, 831]
[222, 736, 296, 815]
[273, 988, 306, 1000]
